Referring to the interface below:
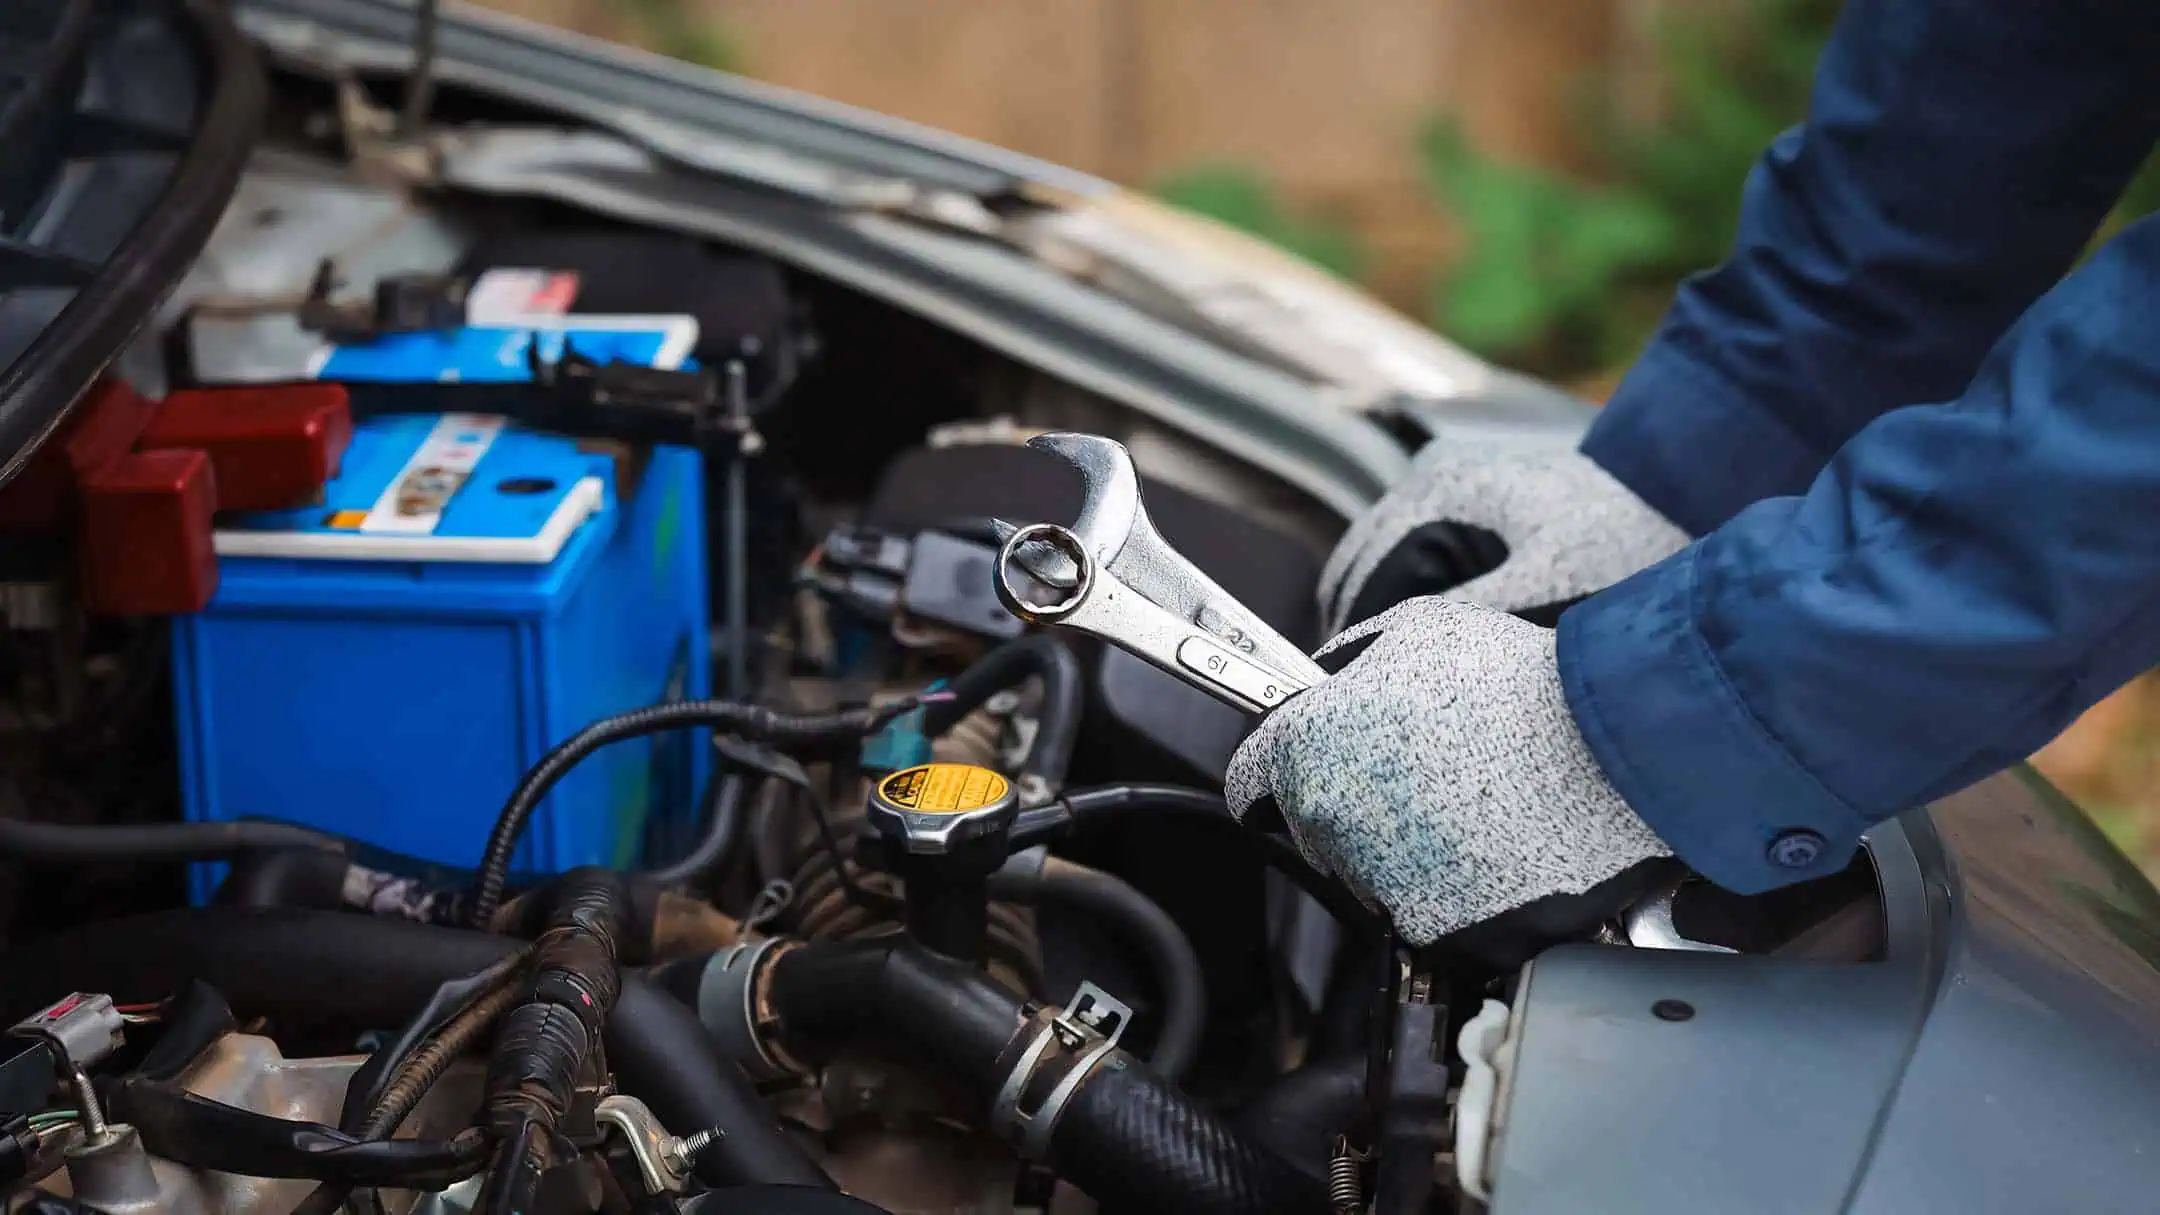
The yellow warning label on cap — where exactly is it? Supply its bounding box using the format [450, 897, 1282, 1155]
[877, 763, 1010, 815]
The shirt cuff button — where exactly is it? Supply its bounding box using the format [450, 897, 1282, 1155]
[1768, 829, 1827, 869]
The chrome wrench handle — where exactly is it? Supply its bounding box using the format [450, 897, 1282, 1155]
[991, 434, 1326, 715]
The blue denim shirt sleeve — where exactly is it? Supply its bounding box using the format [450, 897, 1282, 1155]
[1580, 0, 2160, 537]
[1561, 214, 2160, 893]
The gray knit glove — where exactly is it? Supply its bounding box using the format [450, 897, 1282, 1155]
[1225, 596, 1673, 947]
[1320, 433, 1687, 634]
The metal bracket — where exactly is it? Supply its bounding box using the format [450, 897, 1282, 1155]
[594, 1094, 718, 1196]
[990, 981, 1132, 1160]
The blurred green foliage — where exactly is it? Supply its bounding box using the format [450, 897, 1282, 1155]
[1153, 165, 1367, 282]
[621, 0, 738, 71]
[1423, 0, 2160, 379]
[1422, 0, 1836, 376]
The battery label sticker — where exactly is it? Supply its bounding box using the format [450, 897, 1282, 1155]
[466, 269, 582, 323]
[360, 414, 504, 535]
[877, 764, 1009, 815]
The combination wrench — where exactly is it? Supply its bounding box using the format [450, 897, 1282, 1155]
[991, 433, 1326, 716]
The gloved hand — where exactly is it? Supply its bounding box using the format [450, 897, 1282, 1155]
[1319, 433, 1688, 634]
[1226, 596, 1674, 949]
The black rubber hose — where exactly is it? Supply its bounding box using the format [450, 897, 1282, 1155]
[217, 847, 350, 909]
[1310, 938, 1385, 1062]
[1232, 1054, 1367, 1181]
[603, 970, 837, 1191]
[0, 814, 340, 864]
[764, 938, 1320, 1214]
[1011, 784, 1381, 935]
[1057, 1057, 1322, 1215]
[764, 938, 1021, 1090]
[0, 910, 832, 1191]
[641, 771, 750, 889]
[989, 856, 1204, 1083]
[923, 634, 1083, 789]
[471, 698, 919, 928]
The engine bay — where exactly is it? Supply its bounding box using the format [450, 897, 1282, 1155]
[0, 28, 1895, 1215]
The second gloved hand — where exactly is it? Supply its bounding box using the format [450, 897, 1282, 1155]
[1320, 433, 1687, 633]
[1226, 596, 1673, 949]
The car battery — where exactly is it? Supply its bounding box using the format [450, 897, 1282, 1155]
[170, 411, 710, 902]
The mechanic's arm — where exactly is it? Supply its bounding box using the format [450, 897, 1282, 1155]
[1321, 1, 2160, 635]
[1563, 212, 2160, 894]
[1585, 0, 2160, 536]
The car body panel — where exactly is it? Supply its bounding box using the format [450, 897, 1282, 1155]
[1496, 771, 2160, 1213]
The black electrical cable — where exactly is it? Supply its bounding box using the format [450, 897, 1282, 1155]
[173, 954, 532, 1215]
[923, 633, 1083, 790]
[136, 982, 238, 1084]
[339, 948, 534, 1134]
[1009, 783, 1383, 935]
[469, 697, 925, 928]
[398, 0, 440, 138]
[640, 771, 751, 889]
[988, 855, 1205, 1083]
[478, 871, 625, 1215]
[98, 1080, 487, 1189]
[294, 960, 527, 1215]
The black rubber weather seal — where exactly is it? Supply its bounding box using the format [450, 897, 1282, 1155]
[0, 0, 264, 486]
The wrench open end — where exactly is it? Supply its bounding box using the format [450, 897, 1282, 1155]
[996, 432, 1329, 715]
[1022, 433, 1142, 563]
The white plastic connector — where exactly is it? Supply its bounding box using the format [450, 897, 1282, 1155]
[1454, 997, 1518, 1202]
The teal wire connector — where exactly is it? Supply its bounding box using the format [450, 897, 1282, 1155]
[861, 680, 942, 775]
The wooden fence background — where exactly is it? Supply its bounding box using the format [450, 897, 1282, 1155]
[478, 0, 1664, 311]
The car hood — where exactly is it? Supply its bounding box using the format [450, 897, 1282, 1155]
[234, 0, 1603, 519]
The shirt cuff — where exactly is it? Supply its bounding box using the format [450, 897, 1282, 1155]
[1581, 339, 1831, 537]
[1555, 546, 1871, 894]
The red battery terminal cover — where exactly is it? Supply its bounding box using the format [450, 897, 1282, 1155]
[0, 380, 354, 616]
[140, 384, 354, 513]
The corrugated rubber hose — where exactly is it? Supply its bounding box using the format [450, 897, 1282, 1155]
[762, 937, 1320, 1214]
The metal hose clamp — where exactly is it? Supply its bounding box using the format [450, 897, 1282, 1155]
[989, 981, 1132, 1160]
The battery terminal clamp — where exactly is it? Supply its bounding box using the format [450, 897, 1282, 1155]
[297, 259, 470, 345]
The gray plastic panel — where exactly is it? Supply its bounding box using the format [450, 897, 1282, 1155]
[1844, 773, 2160, 1214]
[1494, 771, 2160, 1214]
[1491, 946, 1925, 1215]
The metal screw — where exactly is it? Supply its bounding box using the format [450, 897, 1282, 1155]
[68, 1066, 109, 1141]
[665, 1127, 721, 1170]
